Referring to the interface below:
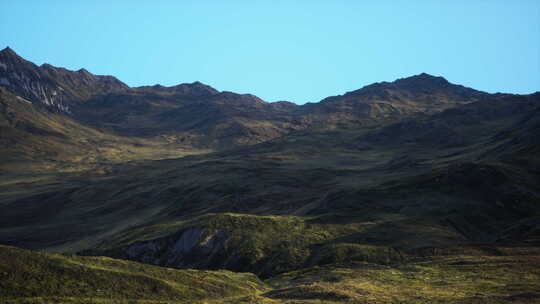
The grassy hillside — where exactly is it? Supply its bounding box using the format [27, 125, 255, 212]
[0, 245, 266, 304]
[3, 245, 540, 304]
[0, 87, 207, 173]
[91, 213, 405, 278]
[1, 93, 538, 262]
[76, 94, 537, 279]
[264, 253, 540, 304]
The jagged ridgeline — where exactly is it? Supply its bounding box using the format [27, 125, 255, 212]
[1, 46, 491, 150]
[1, 47, 540, 303]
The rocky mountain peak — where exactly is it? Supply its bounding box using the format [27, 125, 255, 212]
[171, 81, 219, 96]
[0, 48, 128, 111]
[348, 73, 450, 94]
[335, 72, 486, 101]
[392, 73, 450, 88]
[0, 47, 26, 65]
[407, 72, 445, 80]
[134, 81, 219, 97]
[0, 46, 18, 57]
[77, 68, 92, 75]
[314, 72, 490, 121]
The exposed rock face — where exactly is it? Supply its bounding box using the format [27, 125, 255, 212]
[0, 47, 128, 112]
[108, 220, 407, 279]
[122, 228, 229, 269]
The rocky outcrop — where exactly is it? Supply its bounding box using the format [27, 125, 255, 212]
[0, 47, 128, 112]
[122, 227, 229, 269]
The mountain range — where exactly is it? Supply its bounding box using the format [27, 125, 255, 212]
[1, 46, 491, 149]
[1, 46, 539, 304]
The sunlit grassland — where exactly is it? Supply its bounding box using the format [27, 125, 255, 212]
[0, 245, 267, 304]
[3, 244, 540, 304]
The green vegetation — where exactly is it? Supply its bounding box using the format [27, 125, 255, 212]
[97, 213, 406, 278]
[264, 254, 540, 303]
[0, 245, 266, 304]
[0, 87, 210, 178]
[3, 245, 540, 303]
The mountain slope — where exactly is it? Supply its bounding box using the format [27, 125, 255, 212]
[0, 87, 207, 178]
[0, 47, 128, 112]
[0, 245, 266, 304]
[0, 48, 500, 150]
[72, 89, 303, 149]
[298, 73, 489, 129]
[3, 245, 540, 304]
[1, 91, 538, 279]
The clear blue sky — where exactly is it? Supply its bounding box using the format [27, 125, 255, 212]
[1, 0, 539, 104]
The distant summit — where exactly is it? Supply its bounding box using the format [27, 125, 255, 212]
[0, 46, 18, 56]
[392, 73, 453, 90]
[135, 81, 219, 97]
[314, 73, 488, 121]
[0, 46, 25, 65]
[345, 73, 483, 97]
